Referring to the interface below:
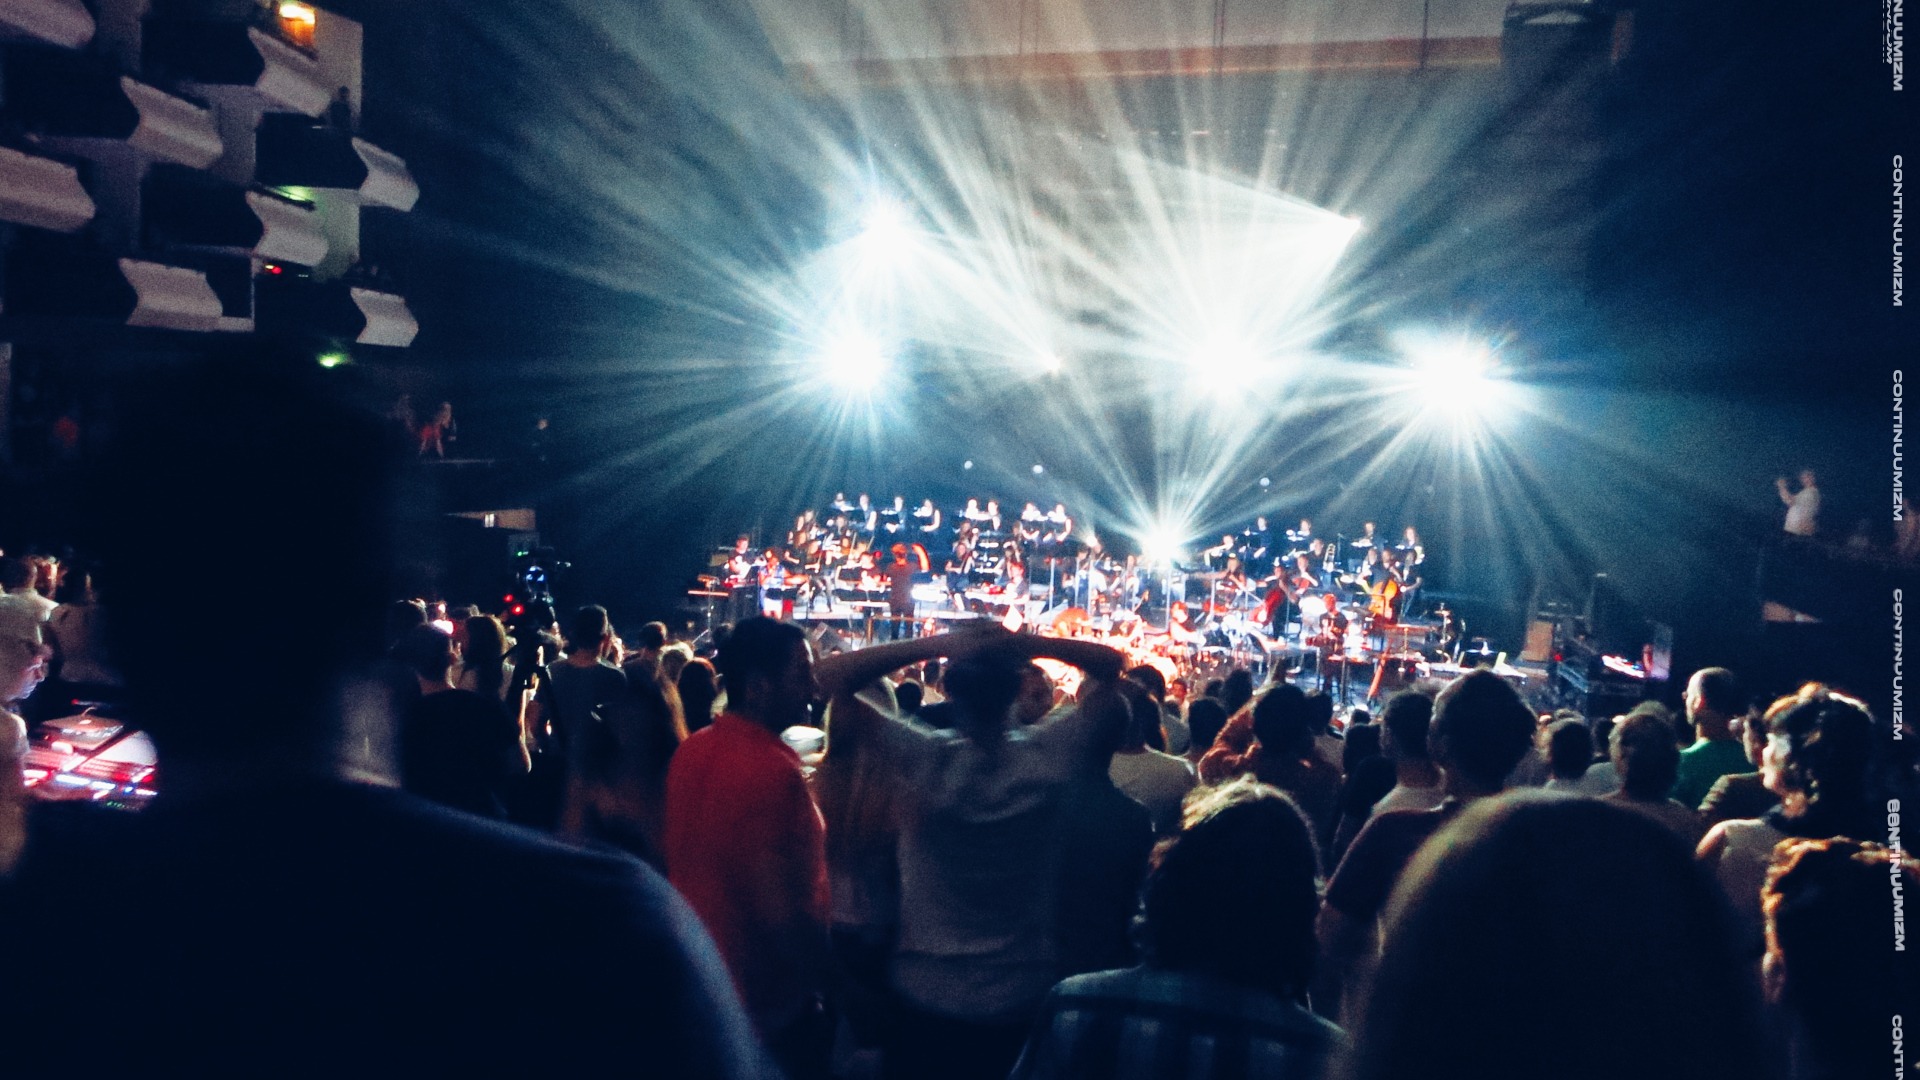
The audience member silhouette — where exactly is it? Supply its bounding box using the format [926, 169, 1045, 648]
[1011, 779, 1343, 1080]
[1603, 712, 1704, 845]
[1698, 684, 1880, 953]
[1340, 794, 1774, 1080]
[1761, 836, 1920, 1080]
[1, 356, 769, 1075]
[1698, 708, 1779, 825]
[811, 627, 1127, 1080]
[1319, 671, 1535, 1022]
[665, 615, 835, 1077]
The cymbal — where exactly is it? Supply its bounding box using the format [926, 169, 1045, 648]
[686, 589, 728, 598]
[697, 574, 719, 585]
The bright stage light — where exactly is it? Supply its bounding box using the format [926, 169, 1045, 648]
[1036, 351, 1063, 375]
[1031, 463, 1045, 475]
[1394, 330, 1510, 419]
[1184, 332, 1264, 379]
[1138, 524, 1186, 566]
[855, 197, 915, 265]
[818, 329, 889, 391]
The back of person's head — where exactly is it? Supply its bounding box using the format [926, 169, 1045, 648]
[1250, 684, 1313, 760]
[1764, 684, 1875, 816]
[464, 615, 508, 663]
[1185, 697, 1228, 755]
[1014, 662, 1056, 726]
[1626, 699, 1684, 747]
[566, 605, 611, 656]
[657, 641, 693, 684]
[1140, 778, 1320, 999]
[1428, 671, 1535, 792]
[392, 624, 456, 685]
[1592, 715, 1619, 757]
[634, 621, 668, 652]
[386, 599, 428, 647]
[1202, 678, 1225, 700]
[1611, 713, 1680, 799]
[1073, 680, 1134, 774]
[941, 646, 1026, 743]
[676, 657, 718, 732]
[1124, 664, 1167, 703]
[1379, 690, 1435, 764]
[1305, 690, 1336, 735]
[91, 355, 405, 765]
[1342, 724, 1382, 775]
[894, 679, 924, 714]
[1220, 668, 1255, 715]
[1546, 719, 1595, 779]
[1763, 837, 1920, 1079]
[714, 616, 806, 706]
[462, 616, 509, 697]
[0, 557, 32, 592]
[584, 669, 686, 785]
[1345, 794, 1770, 1080]
[1688, 667, 1744, 719]
[1115, 679, 1163, 752]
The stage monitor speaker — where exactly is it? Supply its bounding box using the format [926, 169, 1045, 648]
[1521, 619, 1555, 663]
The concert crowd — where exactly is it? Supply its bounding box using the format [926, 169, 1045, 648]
[0, 364, 1913, 1080]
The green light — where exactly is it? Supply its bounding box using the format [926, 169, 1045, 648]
[317, 352, 350, 369]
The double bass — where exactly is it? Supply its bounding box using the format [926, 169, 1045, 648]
[1362, 577, 1401, 623]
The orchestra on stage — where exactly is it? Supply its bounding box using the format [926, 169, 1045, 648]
[686, 493, 1472, 703]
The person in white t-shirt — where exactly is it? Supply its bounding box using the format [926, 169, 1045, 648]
[1108, 681, 1197, 836]
[1541, 718, 1618, 796]
[815, 627, 1129, 1080]
[1777, 468, 1820, 537]
[1371, 690, 1445, 815]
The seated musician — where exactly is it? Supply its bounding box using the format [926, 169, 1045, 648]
[1202, 534, 1238, 571]
[724, 536, 756, 623]
[915, 498, 943, 534]
[946, 541, 975, 599]
[1307, 538, 1336, 583]
[787, 512, 818, 560]
[1398, 525, 1425, 568]
[1219, 554, 1251, 601]
[1014, 512, 1042, 547]
[1045, 503, 1073, 544]
[1289, 553, 1325, 595]
[754, 547, 797, 619]
[1392, 550, 1423, 618]
[1349, 521, 1378, 567]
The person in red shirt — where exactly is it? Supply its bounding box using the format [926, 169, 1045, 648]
[665, 617, 834, 1078]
